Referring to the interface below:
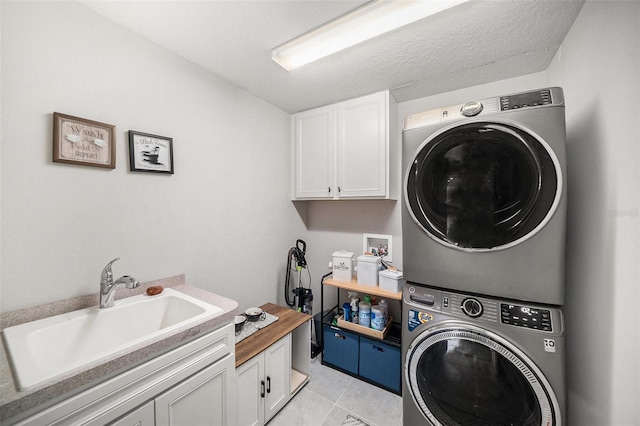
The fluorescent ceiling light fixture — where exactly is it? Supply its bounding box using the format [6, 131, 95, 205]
[272, 0, 470, 71]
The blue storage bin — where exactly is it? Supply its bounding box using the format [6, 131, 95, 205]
[323, 325, 359, 374]
[358, 337, 401, 393]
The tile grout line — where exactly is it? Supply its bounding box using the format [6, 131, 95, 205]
[303, 382, 347, 425]
[333, 378, 401, 426]
[332, 378, 378, 426]
[307, 360, 401, 426]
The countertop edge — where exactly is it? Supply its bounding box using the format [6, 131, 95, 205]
[235, 303, 311, 368]
[0, 277, 238, 422]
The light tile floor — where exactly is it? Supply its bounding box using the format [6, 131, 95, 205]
[267, 356, 403, 426]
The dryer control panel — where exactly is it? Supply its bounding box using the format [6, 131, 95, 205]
[403, 87, 564, 131]
[500, 88, 552, 110]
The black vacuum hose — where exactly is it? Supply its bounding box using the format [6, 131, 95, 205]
[284, 247, 297, 307]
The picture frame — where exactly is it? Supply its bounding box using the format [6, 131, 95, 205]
[128, 131, 174, 174]
[53, 112, 116, 169]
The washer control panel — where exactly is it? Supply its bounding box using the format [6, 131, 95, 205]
[404, 282, 560, 333]
[404, 284, 499, 324]
[500, 303, 553, 332]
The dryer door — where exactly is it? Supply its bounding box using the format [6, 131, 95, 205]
[404, 121, 560, 250]
[405, 324, 560, 426]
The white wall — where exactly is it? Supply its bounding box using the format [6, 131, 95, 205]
[546, 1, 640, 425]
[300, 198, 402, 315]
[0, 1, 305, 312]
[2, 1, 638, 423]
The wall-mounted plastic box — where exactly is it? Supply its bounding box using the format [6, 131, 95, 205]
[362, 233, 392, 262]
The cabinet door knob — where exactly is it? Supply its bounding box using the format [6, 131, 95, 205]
[261, 380, 265, 398]
[338, 186, 341, 193]
[266, 376, 271, 394]
[328, 187, 332, 193]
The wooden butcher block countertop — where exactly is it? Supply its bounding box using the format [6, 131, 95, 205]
[235, 303, 311, 368]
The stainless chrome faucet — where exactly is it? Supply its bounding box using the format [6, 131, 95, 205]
[99, 258, 140, 308]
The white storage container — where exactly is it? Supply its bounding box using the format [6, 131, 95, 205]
[357, 255, 382, 286]
[332, 250, 354, 282]
[379, 269, 403, 293]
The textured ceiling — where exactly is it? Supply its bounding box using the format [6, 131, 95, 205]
[79, 0, 585, 114]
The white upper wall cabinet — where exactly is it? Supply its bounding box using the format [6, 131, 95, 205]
[292, 105, 335, 199]
[292, 91, 398, 200]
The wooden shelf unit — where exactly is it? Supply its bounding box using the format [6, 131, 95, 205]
[322, 278, 402, 301]
[320, 276, 403, 395]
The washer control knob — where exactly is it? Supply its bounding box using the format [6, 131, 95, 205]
[461, 298, 483, 318]
[460, 100, 483, 117]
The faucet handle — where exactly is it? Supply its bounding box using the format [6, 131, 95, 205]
[101, 257, 120, 283]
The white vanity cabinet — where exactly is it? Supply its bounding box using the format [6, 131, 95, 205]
[108, 401, 156, 426]
[154, 355, 234, 426]
[236, 334, 290, 426]
[235, 304, 311, 426]
[107, 401, 154, 426]
[292, 90, 398, 200]
[9, 323, 236, 426]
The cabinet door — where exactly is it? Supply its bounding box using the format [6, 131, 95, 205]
[293, 106, 335, 199]
[155, 353, 234, 426]
[107, 401, 155, 426]
[264, 334, 291, 422]
[236, 355, 265, 426]
[336, 92, 387, 198]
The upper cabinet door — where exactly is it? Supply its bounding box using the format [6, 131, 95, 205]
[293, 105, 335, 199]
[336, 92, 387, 198]
[291, 91, 397, 201]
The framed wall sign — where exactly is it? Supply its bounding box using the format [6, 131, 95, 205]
[128, 131, 174, 174]
[53, 112, 116, 169]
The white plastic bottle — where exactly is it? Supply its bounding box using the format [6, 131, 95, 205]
[371, 305, 385, 330]
[379, 299, 389, 324]
[359, 301, 371, 327]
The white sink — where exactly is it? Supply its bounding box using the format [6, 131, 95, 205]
[2, 288, 223, 391]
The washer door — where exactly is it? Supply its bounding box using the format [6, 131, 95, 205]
[404, 121, 561, 251]
[406, 324, 560, 426]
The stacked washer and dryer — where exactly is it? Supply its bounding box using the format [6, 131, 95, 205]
[400, 88, 567, 426]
